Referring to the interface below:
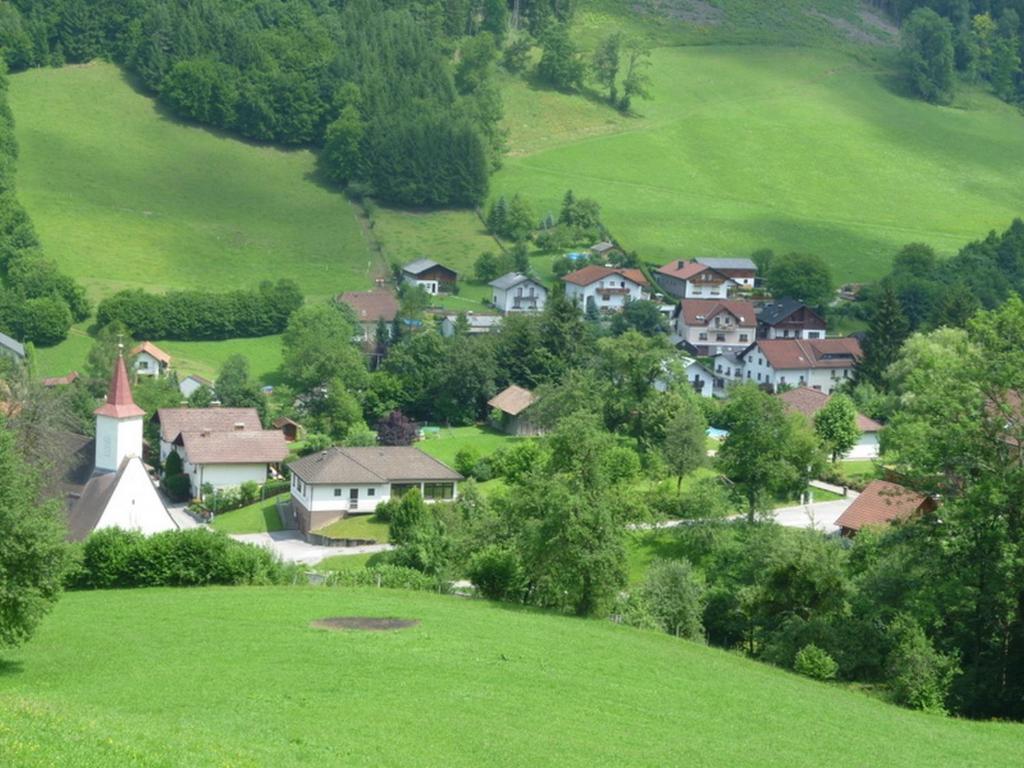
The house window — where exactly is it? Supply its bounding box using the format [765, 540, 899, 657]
[758, 357, 764, 366]
[757, 373, 762, 381]
[334, 488, 342, 497]
[739, 334, 748, 342]
[423, 482, 455, 501]
[716, 334, 726, 342]
[392, 483, 418, 497]
[698, 332, 708, 341]
[138, 360, 149, 369]
[747, 371, 752, 379]
[368, 488, 375, 497]
[807, 331, 821, 339]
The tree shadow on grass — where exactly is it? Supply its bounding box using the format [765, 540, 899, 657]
[0, 658, 24, 677]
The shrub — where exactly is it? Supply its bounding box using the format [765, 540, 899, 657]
[239, 481, 260, 506]
[162, 473, 192, 503]
[454, 447, 479, 478]
[467, 545, 526, 601]
[885, 615, 957, 713]
[19, 295, 72, 346]
[324, 564, 447, 592]
[262, 479, 291, 498]
[794, 643, 839, 681]
[640, 559, 705, 640]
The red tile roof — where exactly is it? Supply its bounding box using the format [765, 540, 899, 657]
[751, 338, 862, 370]
[778, 387, 882, 432]
[834, 480, 933, 533]
[337, 290, 400, 323]
[678, 299, 757, 327]
[156, 407, 263, 443]
[94, 356, 145, 419]
[655, 260, 731, 282]
[561, 265, 649, 288]
[131, 341, 171, 364]
[42, 371, 80, 387]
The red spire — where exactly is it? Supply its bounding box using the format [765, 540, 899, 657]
[94, 351, 145, 419]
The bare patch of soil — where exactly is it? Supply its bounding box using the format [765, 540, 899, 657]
[311, 617, 420, 632]
[806, 9, 893, 46]
[631, 0, 724, 26]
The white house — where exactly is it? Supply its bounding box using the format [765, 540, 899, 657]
[287, 446, 462, 533]
[674, 299, 757, 356]
[653, 356, 716, 398]
[66, 352, 178, 541]
[131, 341, 171, 378]
[655, 260, 739, 300]
[401, 259, 458, 295]
[179, 374, 213, 399]
[489, 272, 548, 314]
[778, 387, 881, 459]
[562, 265, 650, 314]
[440, 312, 502, 337]
[756, 298, 827, 340]
[156, 407, 288, 498]
[694, 258, 757, 289]
[739, 337, 862, 394]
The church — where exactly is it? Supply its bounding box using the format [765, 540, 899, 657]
[64, 351, 179, 541]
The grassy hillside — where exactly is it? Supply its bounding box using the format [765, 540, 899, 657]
[8, 62, 374, 302]
[0, 587, 1021, 767]
[492, 44, 1024, 282]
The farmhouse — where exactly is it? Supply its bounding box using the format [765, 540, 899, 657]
[0, 330, 25, 361]
[562, 265, 650, 314]
[696, 258, 758, 289]
[155, 407, 288, 498]
[489, 272, 547, 313]
[834, 480, 936, 537]
[66, 353, 177, 541]
[756, 298, 827, 340]
[778, 386, 882, 458]
[288, 446, 462, 532]
[440, 312, 502, 337]
[402, 259, 457, 295]
[488, 384, 543, 436]
[674, 299, 757, 356]
[739, 337, 862, 394]
[655, 260, 738, 300]
[131, 341, 171, 378]
[179, 374, 213, 399]
[337, 290, 399, 342]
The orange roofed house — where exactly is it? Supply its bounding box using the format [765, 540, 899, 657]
[737, 337, 862, 394]
[131, 341, 171, 378]
[834, 480, 936, 537]
[778, 386, 882, 458]
[562, 265, 650, 314]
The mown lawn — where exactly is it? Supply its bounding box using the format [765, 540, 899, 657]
[840, 458, 883, 485]
[315, 552, 379, 572]
[1, 587, 1021, 767]
[316, 514, 391, 542]
[416, 425, 526, 467]
[209, 497, 284, 535]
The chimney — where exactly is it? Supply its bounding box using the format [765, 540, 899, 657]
[234, 422, 245, 431]
[677, 260, 684, 269]
[200, 429, 210, 438]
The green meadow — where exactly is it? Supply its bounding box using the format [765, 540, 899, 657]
[0, 587, 1021, 767]
[492, 45, 1024, 282]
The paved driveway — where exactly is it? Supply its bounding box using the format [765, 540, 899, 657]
[231, 531, 393, 566]
[771, 499, 852, 534]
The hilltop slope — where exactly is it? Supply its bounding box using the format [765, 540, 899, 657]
[0, 587, 1020, 767]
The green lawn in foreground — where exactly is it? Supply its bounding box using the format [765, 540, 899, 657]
[8, 62, 373, 303]
[416, 425, 526, 467]
[492, 45, 1024, 282]
[209, 497, 285, 535]
[1, 587, 1020, 766]
[315, 513, 391, 542]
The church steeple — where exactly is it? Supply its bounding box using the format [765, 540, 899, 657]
[94, 347, 145, 473]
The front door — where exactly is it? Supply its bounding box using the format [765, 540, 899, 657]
[349, 488, 359, 510]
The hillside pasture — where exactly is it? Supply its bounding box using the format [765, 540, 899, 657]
[0, 587, 1021, 767]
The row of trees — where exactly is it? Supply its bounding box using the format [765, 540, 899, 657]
[1, 0, 502, 207]
[95, 279, 303, 341]
[899, 4, 1024, 105]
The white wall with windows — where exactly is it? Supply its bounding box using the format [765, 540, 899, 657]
[290, 476, 457, 516]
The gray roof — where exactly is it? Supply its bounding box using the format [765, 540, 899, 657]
[403, 259, 440, 275]
[289, 446, 462, 485]
[696, 258, 757, 272]
[488, 272, 544, 291]
[177, 430, 289, 465]
[0, 331, 25, 358]
[757, 297, 813, 326]
[443, 313, 502, 330]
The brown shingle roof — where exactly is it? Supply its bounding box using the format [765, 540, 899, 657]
[42, 371, 80, 387]
[656, 260, 731, 282]
[156, 408, 262, 443]
[337, 290, 399, 323]
[487, 385, 536, 416]
[289, 446, 461, 484]
[751, 338, 862, 370]
[834, 480, 933, 533]
[177, 429, 288, 465]
[778, 387, 882, 433]
[561, 265, 649, 288]
[94, 356, 145, 419]
[131, 341, 171, 364]
[678, 299, 757, 328]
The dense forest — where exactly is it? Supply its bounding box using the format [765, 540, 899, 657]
[0, 0, 571, 207]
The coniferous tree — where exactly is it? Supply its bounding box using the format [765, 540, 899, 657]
[858, 285, 910, 389]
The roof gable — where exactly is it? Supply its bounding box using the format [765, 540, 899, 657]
[562, 265, 649, 288]
[756, 298, 825, 327]
[487, 385, 536, 416]
[131, 341, 171, 364]
[156, 407, 263, 442]
[752, 338, 862, 370]
[778, 387, 882, 432]
[678, 299, 757, 327]
[337, 290, 400, 323]
[289, 446, 462, 484]
[834, 480, 932, 532]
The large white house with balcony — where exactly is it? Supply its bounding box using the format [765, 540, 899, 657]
[674, 299, 757, 356]
[562, 265, 650, 313]
[287, 446, 462, 533]
[489, 272, 548, 313]
[737, 337, 863, 394]
[655, 260, 739, 300]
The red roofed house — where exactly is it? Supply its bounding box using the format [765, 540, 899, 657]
[562, 265, 650, 314]
[674, 298, 757, 356]
[654, 259, 739, 300]
[131, 341, 171, 378]
[337, 290, 400, 342]
[834, 480, 936, 537]
[778, 386, 882, 458]
[155, 407, 288, 499]
[739, 337, 862, 394]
